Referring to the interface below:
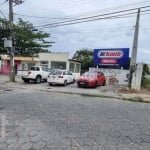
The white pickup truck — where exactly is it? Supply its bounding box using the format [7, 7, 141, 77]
[18, 66, 50, 83]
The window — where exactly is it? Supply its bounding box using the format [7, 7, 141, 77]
[75, 64, 80, 73]
[30, 67, 40, 71]
[68, 71, 72, 75]
[69, 63, 75, 72]
[28, 63, 35, 70]
[51, 61, 66, 70]
[41, 67, 49, 72]
[63, 71, 68, 75]
[22, 64, 25, 70]
[40, 61, 48, 68]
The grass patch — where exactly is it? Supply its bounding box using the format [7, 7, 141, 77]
[40, 89, 150, 103]
[123, 96, 150, 103]
[142, 78, 150, 89]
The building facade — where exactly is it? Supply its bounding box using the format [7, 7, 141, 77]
[0, 52, 81, 79]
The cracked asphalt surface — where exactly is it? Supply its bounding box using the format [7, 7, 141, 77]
[0, 82, 150, 150]
[0, 75, 150, 150]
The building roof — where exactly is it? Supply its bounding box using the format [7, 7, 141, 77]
[68, 59, 82, 63]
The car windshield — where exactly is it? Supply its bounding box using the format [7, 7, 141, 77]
[82, 72, 96, 77]
[48, 70, 56, 75]
[30, 67, 39, 71]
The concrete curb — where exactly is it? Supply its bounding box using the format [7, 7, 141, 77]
[39, 89, 150, 103]
[0, 74, 150, 103]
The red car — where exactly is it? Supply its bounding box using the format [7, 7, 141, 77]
[77, 71, 106, 88]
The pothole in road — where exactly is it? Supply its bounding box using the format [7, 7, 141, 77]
[3, 89, 13, 91]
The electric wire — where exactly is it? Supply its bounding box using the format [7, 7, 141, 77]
[0, 9, 7, 18]
[12, 0, 150, 20]
[37, 10, 150, 30]
[35, 6, 150, 28]
[64, 0, 150, 18]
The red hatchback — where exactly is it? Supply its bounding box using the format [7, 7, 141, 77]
[77, 71, 106, 88]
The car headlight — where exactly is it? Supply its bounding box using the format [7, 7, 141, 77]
[89, 79, 94, 81]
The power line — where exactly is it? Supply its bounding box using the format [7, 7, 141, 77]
[35, 6, 150, 28]
[12, 0, 150, 20]
[0, 9, 7, 18]
[68, 0, 150, 18]
[38, 13, 136, 28]
[13, 13, 75, 20]
[37, 10, 150, 29]
[9, 0, 150, 21]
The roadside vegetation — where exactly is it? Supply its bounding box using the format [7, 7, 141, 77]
[141, 64, 150, 90]
[0, 18, 53, 56]
[142, 78, 150, 90]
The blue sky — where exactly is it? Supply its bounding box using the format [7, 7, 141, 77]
[0, 0, 150, 63]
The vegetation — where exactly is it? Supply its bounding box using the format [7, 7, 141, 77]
[0, 18, 53, 56]
[141, 64, 150, 89]
[72, 48, 93, 73]
[142, 78, 150, 90]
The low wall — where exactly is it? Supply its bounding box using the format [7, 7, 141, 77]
[89, 68, 129, 85]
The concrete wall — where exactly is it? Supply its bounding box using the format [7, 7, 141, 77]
[39, 52, 69, 62]
[89, 67, 129, 85]
[131, 63, 143, 91]
[1, 53, 81, 78]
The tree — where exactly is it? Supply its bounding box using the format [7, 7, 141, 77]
[0, 18, 53, 56]
[72, 48, 93, 72]
[141, 64, 150, 86]
[0, 18, 10, 53]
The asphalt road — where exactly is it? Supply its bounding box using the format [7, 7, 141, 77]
[0, 86, 150, 150]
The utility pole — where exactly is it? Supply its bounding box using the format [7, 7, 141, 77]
[128, 9, 140, 88]
[9, 0, 14, 82]
[8, 0, 24, 82]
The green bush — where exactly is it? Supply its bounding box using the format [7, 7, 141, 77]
[142, 78, 150, 89]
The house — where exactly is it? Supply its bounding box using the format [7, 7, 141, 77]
[38, 52, 81, 79]
[0, 55, 39, 75]
[0, 52, 81, 79]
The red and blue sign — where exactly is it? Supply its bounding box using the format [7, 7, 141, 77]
[94, 48, 129, 67]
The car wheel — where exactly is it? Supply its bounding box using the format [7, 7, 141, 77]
[77, 84, 81, 88]
[94, 81, 97, 88]
[49, 83, 52, 86]
[72, 79, 75, 83]
[23, 79, 29, 83]
[35, 76, 41, 84]
[64, 80, 67, 86]
[102, 80, 106, 86]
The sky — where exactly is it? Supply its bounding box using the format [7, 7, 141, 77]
[0, 0, 150, 64]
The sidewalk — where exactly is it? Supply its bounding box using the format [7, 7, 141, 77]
[0, 74, 150, 103]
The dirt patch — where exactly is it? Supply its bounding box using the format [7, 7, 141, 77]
[117, 87, 150, 95]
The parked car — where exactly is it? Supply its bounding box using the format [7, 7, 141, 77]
[20, 66, 50, 83]
[77, 71, 106, 88]
[47, 70, 75, 86]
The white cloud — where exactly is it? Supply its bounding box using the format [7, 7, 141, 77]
[0, 0, 150, 63]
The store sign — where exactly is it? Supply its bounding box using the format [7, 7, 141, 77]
[94, 48, 129, 67]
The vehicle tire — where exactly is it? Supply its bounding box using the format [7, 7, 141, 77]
[72, 79, 75, 83]
[77, 84, 81, 88]
[23, 79, 29, 83]
[35, 76, 41, 84]
[94, 81, 97, 88]
[102, 80, 106, 86]
[64, 80, 67, 86]
[49, 83, 52, 86]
